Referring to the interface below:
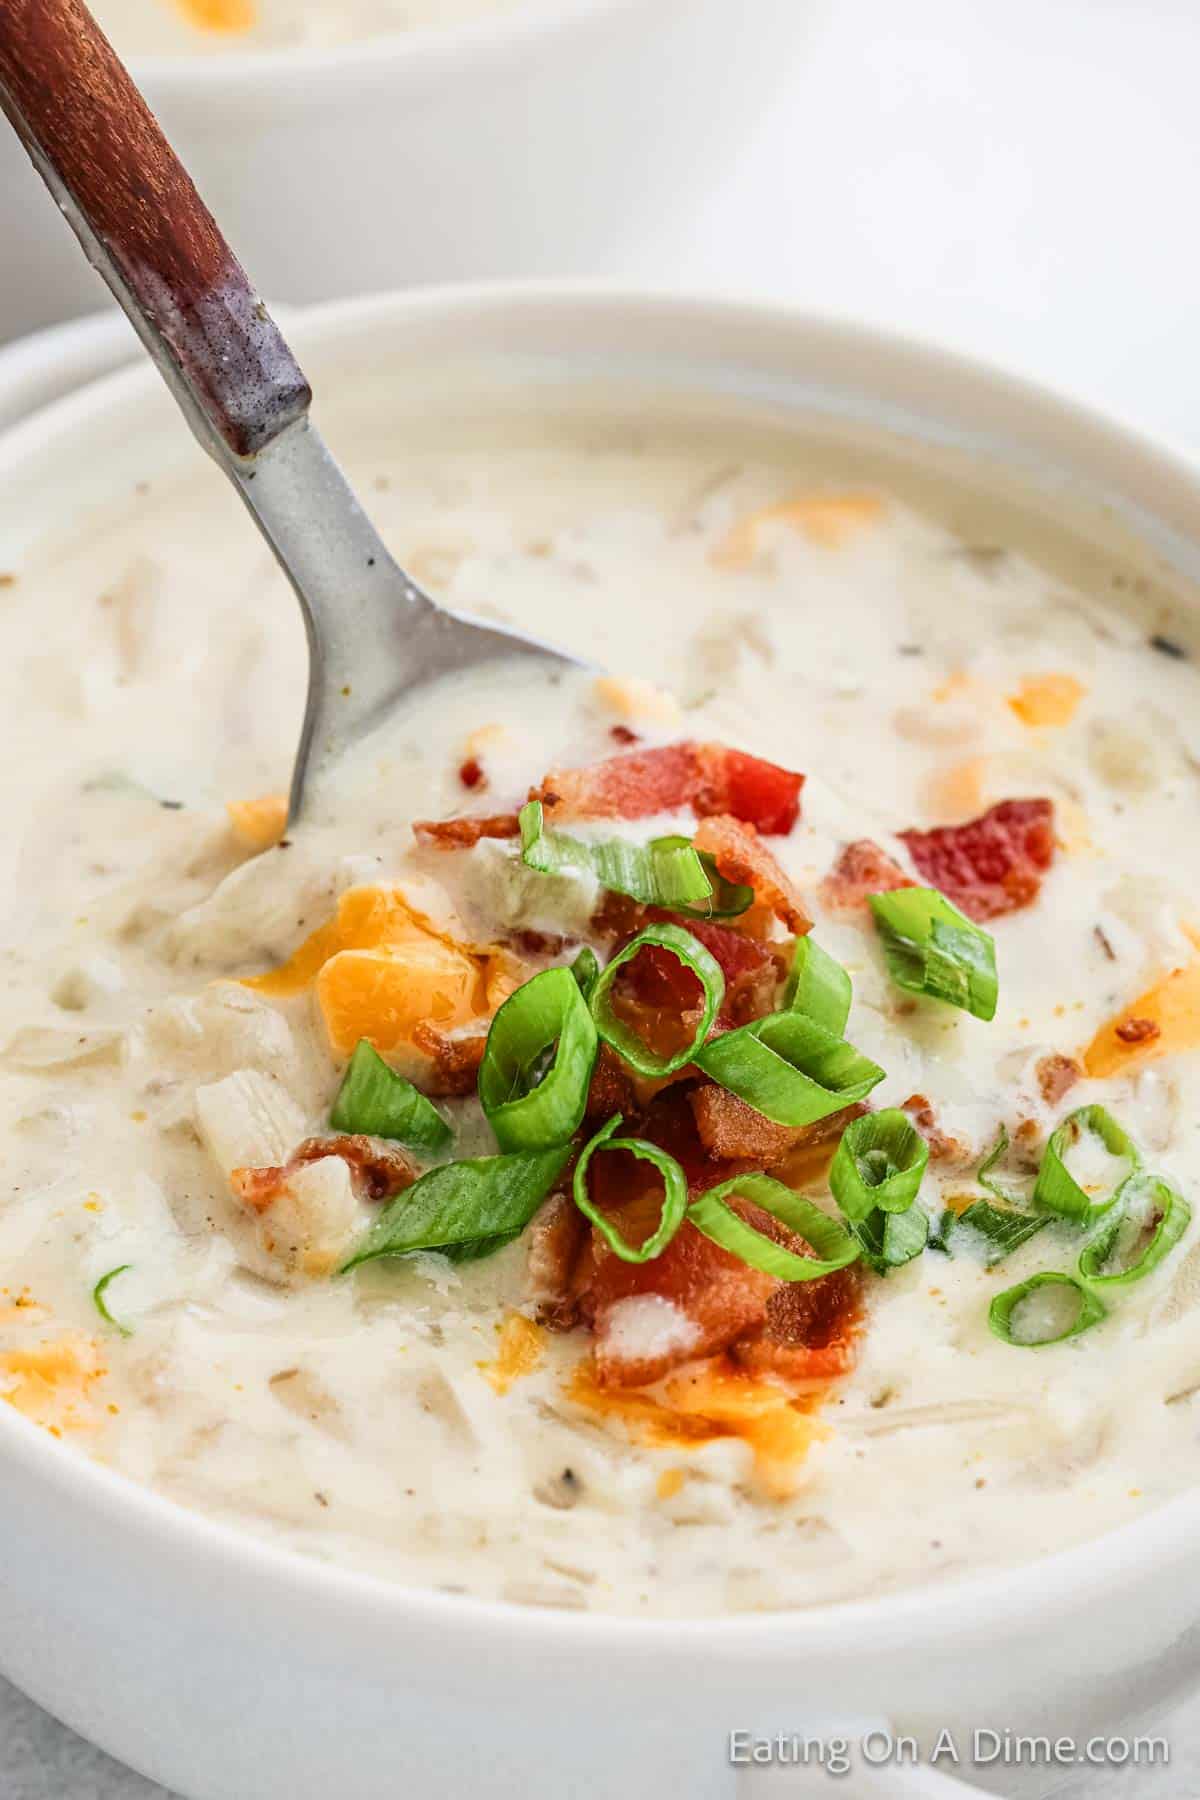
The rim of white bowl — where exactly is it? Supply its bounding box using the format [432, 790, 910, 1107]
[130, 0, 647, 102]
[2, 280, 1200, 1660]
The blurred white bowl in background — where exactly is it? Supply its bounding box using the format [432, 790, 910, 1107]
[0, 0, 804, 343]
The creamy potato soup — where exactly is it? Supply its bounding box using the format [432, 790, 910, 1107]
[4, 394, 1200, 1617]
[93, 0, 519, 56]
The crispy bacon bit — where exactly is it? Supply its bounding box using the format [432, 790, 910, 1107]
[458, 757, 485, 791]
[692, 815, 810, 933]
[731, 1266, 862, 1382]
[689, 1085, 800, 1166]
[410, 1020, 488, 1096]
[901, 1093, 969, 1164]
[899, 798, 1056, 922]
[412, 812, 520, 849]
[231, 1134, 418, 1212]
[695, 745, 804, 836]
[819, 839, 914, 911]
[534, 741, 804, 836]
[585, 1042, 639, 1122]
[1035, 1052, 1083, 1105]
[1115, 1017, 1161, 1046]
[690, 1089, 864, 1169]
[526, 1194, 588, 1328]
[610, 724, 639, 745]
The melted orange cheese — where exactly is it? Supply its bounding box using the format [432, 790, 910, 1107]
[712, 492, 882, 568]
[479, 1313, 546, 1395]
[175, 0, 256, 33]
[1084, 945, 1200, 1078]
[569, 1359, 828, 1499]
[0, 1336, 107, 1434]
[227, 792, 288, 851]
[1008, 673, 1086, 728]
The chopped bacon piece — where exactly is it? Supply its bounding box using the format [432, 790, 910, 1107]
[526, 1193, 589, 1328]
[731, 1267, 862, 1383]
[458, 757, 485, 791]
[819, 839, 914, 911]
[690, 1088, 863, 1169]
[535, 741, 803, 836]
[901, 1093, 969, 1163]
[899, 798, 1056, 922]
[1035, 1053, 1083, 1105]
[410, 1020, 488, 1096]
[1114, 1017, 1161, 1046]
[695, 745, 804, 835]
[413, 812, 519, 849]
[610, 724, 639, 745]
[231, 1134, 418, 1212]
[692, 815, 809, 934]
[585, 1042, 639, 1122]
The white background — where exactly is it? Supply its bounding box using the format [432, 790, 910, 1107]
[5, 0, 1200, 1792]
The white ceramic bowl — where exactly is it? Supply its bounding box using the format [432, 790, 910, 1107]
[0, 0, 804, 343]
[2, 288, 1200, 1800]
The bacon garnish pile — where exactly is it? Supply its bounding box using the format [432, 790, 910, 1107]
[899, 798, 1056, 922]
[532, 1088, 862, 1389]
[231, 1134, 418, 1213]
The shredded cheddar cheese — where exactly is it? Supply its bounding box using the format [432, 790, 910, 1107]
[480, 1313, 545, 1395]
[227, 792, 288, 851]
[0, 1335, 107, 1433]
[1008, 673, 1086, 729]
[174, 0, 256, 33]
[712, 492, 883, 568]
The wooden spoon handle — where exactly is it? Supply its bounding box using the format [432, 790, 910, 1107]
[0, 0, 310, 458]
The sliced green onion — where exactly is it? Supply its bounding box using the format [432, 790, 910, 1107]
[829, 1109, 928, 1221]
[976, 1124, 1025, 1205]
[1078, 1173, 1191, 1288]
[695, 1011, 884, 1128]
[688, 1172, 860, 1280]
[869, 887, 998, 1021]
[783, 934, 852, 1035]
[92, 1264, 133, 1337]
[931, 1201, 1049, 1268]
[341, 1144, 570, 1271]
[572, 1115, 688, 1264]
[989, 1272, 1107, 1347]
[330, 1039, 451, 1153]
[570, 945, 600, 1001]
[589, 921, 724, 1077]
[519, 800, 712, 909]
[1033, 1104, 1140, 1224]
[478, 966, 598, 1152]
[653, 837, 754, 921]
[848, 1205, 929, 1275]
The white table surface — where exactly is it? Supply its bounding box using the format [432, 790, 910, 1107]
[5, 0, 1200, 1792]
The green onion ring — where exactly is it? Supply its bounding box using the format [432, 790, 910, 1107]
[848, 1204, 929, 1275]
[869, 886, 998, 1021]
[478, 966, 598, 1152]
[1033, 1104, 1140, 1224]
[783, 934, 852, 1035]
[688, 1172, 860, 1281]
[519, 800, 713, 909]
[989, 1271, 1107, 1347]
[652, 837, 754, 921]
[829, 1109, 929, 1221]
[570, 945, 600, 1001]
[1078, 1173, 1191, 1288]
[589, 921, 725, 1077]
[695, 1010, 884, 1128]
[331, 1039, 452, 1153]
[572, 1115, 688, 1264]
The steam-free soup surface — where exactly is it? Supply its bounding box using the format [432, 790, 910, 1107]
[2, 394, 1200, 1615]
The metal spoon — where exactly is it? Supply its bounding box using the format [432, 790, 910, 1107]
[0, 0, 574, 819]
